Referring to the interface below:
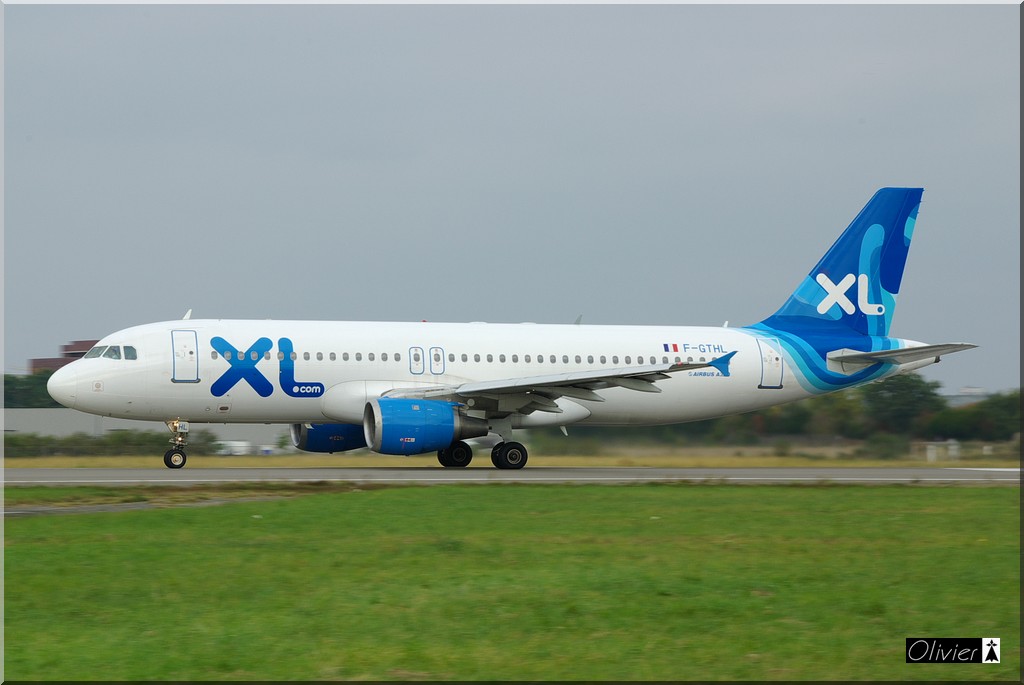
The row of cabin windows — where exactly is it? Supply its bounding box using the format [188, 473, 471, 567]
[211, 350, 709, 365]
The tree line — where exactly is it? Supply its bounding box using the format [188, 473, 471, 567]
[5, 370, 1020, 457]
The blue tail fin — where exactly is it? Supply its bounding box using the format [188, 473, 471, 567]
[757, 187, 923, 338]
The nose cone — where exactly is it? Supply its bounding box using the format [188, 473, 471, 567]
[47, 365, 78, 408]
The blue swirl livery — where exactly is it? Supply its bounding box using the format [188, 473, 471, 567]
[745, 188, 926, 392]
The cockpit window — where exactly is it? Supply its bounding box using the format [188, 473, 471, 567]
[84, 346, 108, 359]
[102, 346, 122, 360]
[124, 346, 138, 360]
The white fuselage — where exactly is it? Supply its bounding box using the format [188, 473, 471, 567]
[49, 318, 845, 428]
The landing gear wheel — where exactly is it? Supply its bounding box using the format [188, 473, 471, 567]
[492, 441, 528, 470]
[448, 441, 472, 467]
[438, 441, 472, 467]
[163, 448, 187, 469]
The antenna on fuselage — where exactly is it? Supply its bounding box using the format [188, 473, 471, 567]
[182, 309, 193, 320]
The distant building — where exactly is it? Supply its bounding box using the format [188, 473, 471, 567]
[942, 386, 991, 408]
[30, 340, 99, 373]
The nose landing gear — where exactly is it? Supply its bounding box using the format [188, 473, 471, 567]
[164, 419, 189, 469]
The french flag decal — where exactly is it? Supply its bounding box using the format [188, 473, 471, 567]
[663, 343, 679, 352]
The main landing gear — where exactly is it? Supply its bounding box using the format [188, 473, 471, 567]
[436, 440, 528, 469]
[437, 440, 473, 468]
[163, 419, 189, 469]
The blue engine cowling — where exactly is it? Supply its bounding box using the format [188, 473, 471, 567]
[291, 423, 367, 453]
[363, 398, 488, 455]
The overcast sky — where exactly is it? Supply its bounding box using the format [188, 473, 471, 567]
[3, 4, 1020, 394]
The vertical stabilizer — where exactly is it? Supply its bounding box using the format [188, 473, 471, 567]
[757, 187, 923, 338]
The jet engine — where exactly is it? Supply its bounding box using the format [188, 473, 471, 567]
[290, 423, 367, 453]
[362, 398, 488, 455]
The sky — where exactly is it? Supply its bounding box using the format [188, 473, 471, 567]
[3, 4, 1020, 394]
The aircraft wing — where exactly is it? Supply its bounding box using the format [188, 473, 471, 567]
[385, 351, 737, 416]
[826, 343, 976, 374]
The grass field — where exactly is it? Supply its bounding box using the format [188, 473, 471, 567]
[4, 483, 1019, 681]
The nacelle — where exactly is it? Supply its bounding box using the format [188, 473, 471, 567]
[290, 423, 367, 453]
[362, 398, 488, 455]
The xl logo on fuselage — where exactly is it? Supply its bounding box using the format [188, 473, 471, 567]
[210, 336, 325, 398]
[815, 273, 885, 316]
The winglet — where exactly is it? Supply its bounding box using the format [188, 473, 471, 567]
[708, 350, 737, 377]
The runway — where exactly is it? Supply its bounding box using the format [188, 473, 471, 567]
[4, 466, 1019, 487]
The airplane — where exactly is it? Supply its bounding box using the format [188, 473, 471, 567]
[46, 187, 975, 469]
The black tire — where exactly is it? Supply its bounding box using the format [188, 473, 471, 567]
[163, 449, 187, 469]
[437, 448, 453, 467]
[448, 441, 472, 467]
[493, 442, 528, 470]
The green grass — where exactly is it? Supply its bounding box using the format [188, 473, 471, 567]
[4, 484, 1020, 681]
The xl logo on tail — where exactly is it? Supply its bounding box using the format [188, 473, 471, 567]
[815, 273, 885, 316]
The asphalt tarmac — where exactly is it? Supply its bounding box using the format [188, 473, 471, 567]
[4, 466, 1019, 487]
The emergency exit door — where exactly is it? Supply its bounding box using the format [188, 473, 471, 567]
[756, 337, 784, 389]
[171, 330, 200, 383]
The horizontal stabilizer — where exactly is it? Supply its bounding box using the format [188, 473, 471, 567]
[826, 343, 976, 375]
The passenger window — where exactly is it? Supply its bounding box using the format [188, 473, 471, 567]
[278, 352, 285, 361]
[330, 353, 337, 361]
[395, 353, 401, 362]
[525, 355, 531, 363]
[124, 346, 138, 360]
[461, 354, 468, 362]
[474, 354, 481, 362]
[625, 356, 631, 364]
[499, 354, 506, 363]
[317, 352, 324, 361]
[562, 355, 569, 364]
[303, 352, 310, 361]
[211, 351, 219, 360]
[575, 355, 582, 364]
[550, 355, 556, 364]
[291, 352, 298, 361]
[355, 353, 362, 361]
[600, 356, 607, 364]
[449, 353, 455, 362]
[487, 354, 493, 363]
[343, 353, 350, 361]
[84, 346, 107, 359]
[537, 355, 544, 364]
[612, 356, 619, 364]
[587, 355, 594, 364]
[103, 346, 121, 360]
[252, 351, 260, 361]
[512, 354, 519, 363]
[368, 353, 375, 362]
